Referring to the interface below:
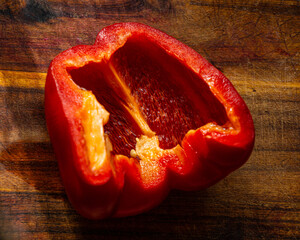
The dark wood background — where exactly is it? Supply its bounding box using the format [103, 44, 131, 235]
[0, 0, 299, 239]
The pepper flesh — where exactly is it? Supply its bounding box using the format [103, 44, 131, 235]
[45, 22, 255, 219]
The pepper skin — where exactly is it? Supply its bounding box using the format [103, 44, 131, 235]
[45, 22, 255, 219]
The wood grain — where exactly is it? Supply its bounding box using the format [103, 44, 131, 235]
[0, 0, 299, 239]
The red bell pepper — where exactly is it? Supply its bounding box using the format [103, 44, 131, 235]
[45, 22, 255, 219]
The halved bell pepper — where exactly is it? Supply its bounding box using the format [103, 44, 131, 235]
[45, 22, 255, 219]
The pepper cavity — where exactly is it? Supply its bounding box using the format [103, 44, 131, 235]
[68, 36, 229, 163]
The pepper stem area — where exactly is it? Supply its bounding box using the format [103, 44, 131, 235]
[106, 62, 155, 138]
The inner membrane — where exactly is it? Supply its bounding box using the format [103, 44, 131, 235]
[68, 36, 229, 157]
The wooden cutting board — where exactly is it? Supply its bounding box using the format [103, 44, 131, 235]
[0, 0, 299, 239]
